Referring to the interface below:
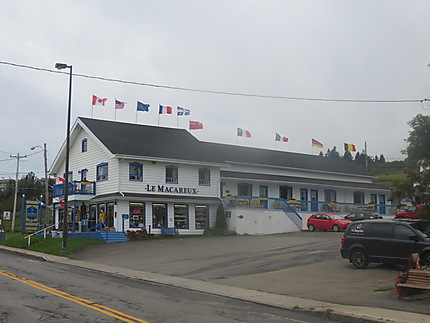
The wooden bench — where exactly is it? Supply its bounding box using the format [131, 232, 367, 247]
[396, 269, 430, 290]
[160, 227, 179, 236]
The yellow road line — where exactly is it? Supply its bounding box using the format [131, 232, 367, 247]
[0, 269, 150, 323]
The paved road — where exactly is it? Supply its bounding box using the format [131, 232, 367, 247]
[71, 231, 430, 315]
[0, 251, 337, 323]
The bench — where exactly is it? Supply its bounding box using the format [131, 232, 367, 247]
[160, 227, 179, 236]
[396, 269, 430, 290]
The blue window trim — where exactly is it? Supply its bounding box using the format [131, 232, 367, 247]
[165, 165, 178, 184]
[198, 168, 211, 186]
[82, 138, 87, 152]
[96, 162, 108, 182]
[129, 162, 143, 182]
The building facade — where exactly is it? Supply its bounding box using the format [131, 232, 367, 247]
[50, 117, 390, 235]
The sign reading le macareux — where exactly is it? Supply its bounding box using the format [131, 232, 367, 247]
[145, 184, 198, 195]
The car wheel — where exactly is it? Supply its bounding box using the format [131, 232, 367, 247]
[308, 224, 315, 232]
[421, 252, 430, 266]
[351, 249, 368, 269]
[332, 224, 340, 232]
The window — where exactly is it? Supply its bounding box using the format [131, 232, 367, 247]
[324, 189, 337, 202]
[199, 168, 210, 186]
[97, 163, 108, 181]
[166, 165, 178, 184]
[153, 203, 167, 228]
[195, 205, 209, 229]
[238, 183, 252, 196]
[353, 191, 365, 204]
[370, 223, 392, 239]
[129, 202, 145, 228]
[82, 138, 88, 152]
[129, 162, 143, 181]
[395, 225, 415, 240]
[174, 204, 188, 229]
[279, 186, 292, 200]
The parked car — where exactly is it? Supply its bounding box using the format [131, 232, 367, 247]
[307, 213, 352, 232]
[395, 204, 423, 219]
[340, 219, 430, 269]
[344, 211, 383, 221]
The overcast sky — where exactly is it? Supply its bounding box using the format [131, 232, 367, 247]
[1, 0, 430, 180]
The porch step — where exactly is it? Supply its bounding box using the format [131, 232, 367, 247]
[99, 231, 128, 244]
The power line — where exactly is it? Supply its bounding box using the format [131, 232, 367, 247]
[0, 60, 426, 104]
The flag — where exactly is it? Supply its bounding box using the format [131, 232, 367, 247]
[159, 105, 173, 114]
[92, 95, 107, 106]
[189, 121, 203, 130]
[137, 101, 150, 112]
[312, 139, 324, 148]
[177, 106, 190, 116]
[59, 200, 64, 207]
[58, 176, 65, 183]
[237, 128, 251, 138]
[115, 100, 126, 109]
[275, 133, 288, 142]
[344, 143, 356, 152]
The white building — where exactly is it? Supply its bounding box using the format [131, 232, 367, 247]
[50, 117, 390, 236]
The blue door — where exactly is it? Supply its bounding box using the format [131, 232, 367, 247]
[379, 194, 386, 214]
[310, 190, 318, 212]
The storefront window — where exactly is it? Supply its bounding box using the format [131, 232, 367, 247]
[195, 205, 208, 229]
[238, 183, 252, 196]
[153, 203, 167, 228]
[174, 204, 188, 229]
[130, 202, 145, 228]
[279, 186, 292, 200]
[354, 191, 365, 204]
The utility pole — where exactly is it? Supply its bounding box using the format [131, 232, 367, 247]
[10, 153, 27, 231]
[364, 141, 368, 170]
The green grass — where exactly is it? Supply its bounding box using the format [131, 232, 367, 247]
[373, 172, 407, 186]
[0, 232, 105, 256]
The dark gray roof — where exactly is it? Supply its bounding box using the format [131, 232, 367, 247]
[78, 117, 372, 177]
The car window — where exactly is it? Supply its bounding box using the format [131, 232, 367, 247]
[331, 214, 344, 220]
[346, 213, 355, 219]
[394, 224, 415, 240]
[369, 223, 392, 238]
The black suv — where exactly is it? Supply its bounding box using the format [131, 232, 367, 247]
[340, 219, 430, 269]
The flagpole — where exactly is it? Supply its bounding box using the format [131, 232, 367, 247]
[91, 104, 93, 118]
[135, 109, 138, 123]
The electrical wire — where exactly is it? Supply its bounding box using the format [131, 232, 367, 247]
[0, 61, 426, 104]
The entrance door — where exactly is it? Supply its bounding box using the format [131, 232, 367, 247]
[259, 185, 268, 208]
[106, 202, 115, 228]
[300, 189, 308, 211]
[310, 190, 319, 212]
[379, 194, 386, 214]
[153, 203, 167, 228]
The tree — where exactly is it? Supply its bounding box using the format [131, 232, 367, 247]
[18, 172, 44, 201]
[215, 203, 227, 230]
[343, 150, 353, 162]
[327, 146, 340, 158]
[379, 154, 386, 164]
[404, 114, 430, 167]
[390, 161, 430, 220]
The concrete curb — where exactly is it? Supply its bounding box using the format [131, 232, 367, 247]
[1, 245, 428, 323]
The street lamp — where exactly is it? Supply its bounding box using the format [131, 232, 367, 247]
[31, 143, 49, 224]
[55, 62, 72, 252]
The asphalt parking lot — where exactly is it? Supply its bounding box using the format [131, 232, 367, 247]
[71, 231, 430, 315]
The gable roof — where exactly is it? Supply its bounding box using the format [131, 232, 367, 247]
[77, 117, 372, 178]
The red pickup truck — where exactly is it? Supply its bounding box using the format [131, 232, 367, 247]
[394, 204, 423, 219]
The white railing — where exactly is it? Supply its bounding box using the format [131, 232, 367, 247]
[24, 224, 55, 246]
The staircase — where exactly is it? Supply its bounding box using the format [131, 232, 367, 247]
[99, 231, 128, 244]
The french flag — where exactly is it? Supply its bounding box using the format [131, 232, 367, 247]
[159, 105, 173, 114]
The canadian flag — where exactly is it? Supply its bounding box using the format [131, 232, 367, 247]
[92, 95, 107, 106]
